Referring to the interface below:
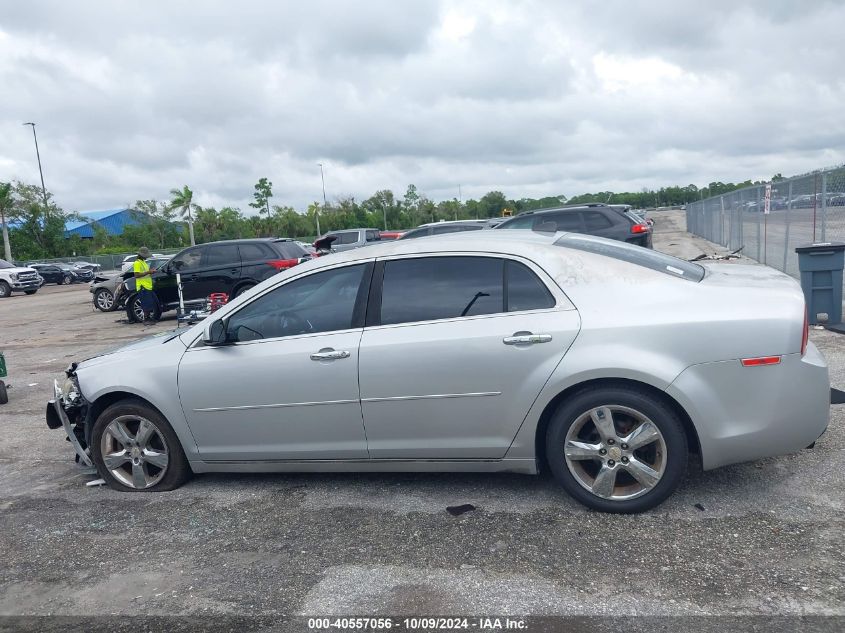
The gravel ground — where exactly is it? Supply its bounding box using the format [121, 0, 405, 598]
[1, 211, 843, 624]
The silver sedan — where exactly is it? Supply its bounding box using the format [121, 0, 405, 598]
[47, 232, 829, 512]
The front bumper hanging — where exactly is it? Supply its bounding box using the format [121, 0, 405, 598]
[47, 379, 93, 467]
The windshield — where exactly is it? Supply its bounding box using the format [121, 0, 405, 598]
[556, 234, 706, 281]
[0, 259, 14, 269]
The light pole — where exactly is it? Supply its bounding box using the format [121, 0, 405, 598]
[317, 163, 327, 237]
[23, 123, 50, 213]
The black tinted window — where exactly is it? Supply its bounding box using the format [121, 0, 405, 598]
[366, 230, 380, 242]
[544, 212, 582, 231]
[557, 234, 705, 281]
[227, 264, 366, 342]
[498, 215, 534, 230]
[170, 247, 203, 272]
[506, 261, 555, 311]
[204, 245, 240, 267]
[334, 232, 359, 245]
[239, 243, 274, 261]
[432, 224, 461, 235]
[380, 257, 504, 325]
[274, 242, 307, 259]
[583, 211, 613, 230]
[398, 227, 430, 240]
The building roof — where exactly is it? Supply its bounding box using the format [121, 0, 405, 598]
[64, 208, 148, 238]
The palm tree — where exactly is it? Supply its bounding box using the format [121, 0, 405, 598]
[0, 182, 13, 261]
[169, 185, 197, 246]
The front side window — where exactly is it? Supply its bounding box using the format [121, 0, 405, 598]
[170, 247, 203, 272]
[380, 256, 504, 326]
[227, 264, 366, 342]
[334, 232, 359, 245]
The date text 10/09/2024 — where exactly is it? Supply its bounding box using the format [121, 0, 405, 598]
[307, 617, 529, 630]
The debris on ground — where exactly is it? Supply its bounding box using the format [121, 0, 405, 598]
[688, 247, 744, 262]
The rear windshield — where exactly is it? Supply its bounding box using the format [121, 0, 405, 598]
[556, 234, 705, 281]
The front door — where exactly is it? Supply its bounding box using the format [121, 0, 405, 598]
[358, 255, 580, 459]
[177, 262, 372, 461]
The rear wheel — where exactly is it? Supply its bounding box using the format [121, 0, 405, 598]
[94, 288, 115, 311]
[61, 274, 73, 285]
[545, 386, 687, 513]
[0, 281, 10, 298]
[126, 293, 162, 323]
[232, 283, 254, 298]
[91, 400, 190, 491]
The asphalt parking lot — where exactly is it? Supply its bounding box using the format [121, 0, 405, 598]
[1, 210, 844, 621]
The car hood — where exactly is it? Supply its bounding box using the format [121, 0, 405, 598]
[78, 330, 187, 368]
[1, 266, 38, 274]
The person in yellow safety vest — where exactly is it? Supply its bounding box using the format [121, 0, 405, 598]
[133, 247, 158, 324]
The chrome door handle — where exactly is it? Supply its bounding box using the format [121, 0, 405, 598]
[503, 333, 552, 345]
[310, 348, 351, 361]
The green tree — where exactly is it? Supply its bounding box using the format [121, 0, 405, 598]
[169, 185, 197, 246]
[249, 177, 273, 217]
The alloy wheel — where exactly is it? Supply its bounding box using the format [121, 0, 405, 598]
[96, 289, 114, 310]
[563, 405, 667, 501]
[100, 415, 169, 489]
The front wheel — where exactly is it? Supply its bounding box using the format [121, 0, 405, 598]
[62, 274, 73, 285]
[125, 293, 161, 323]
[0, 281, 10, 298]
[94, 288, 115, 311]
[90, 399, 191, 491]
[545, 386, 688, 513]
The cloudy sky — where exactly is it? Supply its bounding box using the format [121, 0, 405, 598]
[2, 0, 844, 214]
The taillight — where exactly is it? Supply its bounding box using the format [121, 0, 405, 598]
[267, 259, 298, 271]
[631, 223, 649, 234]
[741, 356, 781, 367]
[801, 305, 809, 356]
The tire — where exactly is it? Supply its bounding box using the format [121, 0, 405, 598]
[90, 399, 191, 492]
[24, 289, 37, 295]
[126, 293, 161, 323]
[0, 381, 7, 405]
[94, 288, 115, 312]
[62, 274, 73, 285]
[0, 281, 10, 298]
[545, 386, 688, 514]
[232, 283, 254, 298]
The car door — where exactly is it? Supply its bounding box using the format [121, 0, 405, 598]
[155, 246, 205, 308]
[358, 254, 580, 459]
[177, 262, 372, 461]
[193, 243, 241, 298]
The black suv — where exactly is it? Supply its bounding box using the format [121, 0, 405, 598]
[495, 203, 653, 248]
[124, 238, 311, 321]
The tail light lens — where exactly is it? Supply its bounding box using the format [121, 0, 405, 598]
[631, 223, 649, 234]
[267, 259, 298, 271]
[801, 305, 809, 356]
[741, 356, 781, 367]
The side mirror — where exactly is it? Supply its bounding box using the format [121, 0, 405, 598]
[203, 318, 228, 346]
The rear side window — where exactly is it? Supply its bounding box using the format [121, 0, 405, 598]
[380, 257, 504, 325]
[203, 244, 240, 267]
[557, 234, 705, 281]
[582, 211, 614, 230]
[544, 212, 582, 232]
[334, 232, 359, 245]
[506, 261, 555, 311]
[274, 242, 308, 259]
[239, 243, 275, 261]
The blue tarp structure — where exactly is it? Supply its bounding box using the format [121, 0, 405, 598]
[64, 208, 147, 238]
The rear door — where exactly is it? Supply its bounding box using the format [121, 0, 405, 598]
[194, 243, 242, 299]
[358, 254, 580, 459]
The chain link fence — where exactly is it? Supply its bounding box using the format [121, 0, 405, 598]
[21, 248, 184, 272]
[686, 165, 845, 281]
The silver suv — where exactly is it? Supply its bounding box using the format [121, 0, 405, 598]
[319, 228, 381, 252]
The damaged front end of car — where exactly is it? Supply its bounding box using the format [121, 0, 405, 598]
[46, 362, 94, 468]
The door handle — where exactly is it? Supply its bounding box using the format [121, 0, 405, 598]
[310, 348, 351, 361]
[503, 333, 553, 345]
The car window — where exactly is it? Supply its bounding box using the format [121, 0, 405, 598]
[239, 243, 274, 261]
[274, 241, 308, 259]
[333, 232, 359, 245]
[557, 234, 706, 281]
[582, 211, 613, 230]
[170, 247, 203, 272]
[498, 215, 535, 230]
[506, 261, 555, 311]
[543, 212, 582, 232]
[227, 264, 366, 342]
[380, 256, 504, 326]
[398, 227, 431, 240]
[203, 244, 240, 267]
[459, 225, 484, 232]
[365, 230, 380, 242]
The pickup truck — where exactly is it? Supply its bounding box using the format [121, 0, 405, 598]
[0, 259, 41, 297]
